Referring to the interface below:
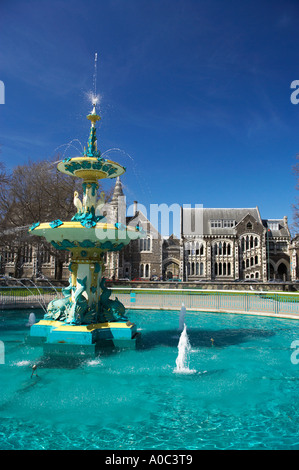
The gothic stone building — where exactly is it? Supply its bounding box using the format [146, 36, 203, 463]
[105, 181, 292, 282]
[179, 207, 291, 282]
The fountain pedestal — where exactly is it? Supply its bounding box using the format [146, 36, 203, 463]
[29, 320, 138, 356]
[27, 103, 144, 355]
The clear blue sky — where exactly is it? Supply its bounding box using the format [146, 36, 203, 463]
[1, 0, 299, 233]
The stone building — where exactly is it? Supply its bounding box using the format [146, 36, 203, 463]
[180, 207, 291, 282]
[102, 184, 293, 282]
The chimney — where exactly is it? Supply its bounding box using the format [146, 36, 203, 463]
[283, 215, 289, 232]
[133, 201, 138, 216]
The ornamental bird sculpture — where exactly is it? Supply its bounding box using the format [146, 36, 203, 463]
[95, 191, 106, 216]
[73, 191, 83, 213]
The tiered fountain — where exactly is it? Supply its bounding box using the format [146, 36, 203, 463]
[28, 101, 144, 356]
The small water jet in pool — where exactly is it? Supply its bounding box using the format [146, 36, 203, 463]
[26, 312, 36, 327]
[178, 302, 186, 332]
[174, 324, 196, 374]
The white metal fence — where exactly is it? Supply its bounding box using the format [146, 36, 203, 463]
[110, 288, 299, 318]
[0, 286, 298, 319]
[0, 287, 60, 310]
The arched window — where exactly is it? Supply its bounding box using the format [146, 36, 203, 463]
[228, 263, 231, 275]
[200, 262, 204, 275]
[40, 249, 50, 264]
[214, 263, 218, 275]
[246, 259, 250, 268]
[196, 262, 199, 275]
[218, 242, 222, 255]
[145, 264, 149, 278]
[191, 262, 195, 275]
[214, 244, 218, 255]
[200, 244, 204, 256]
[223, 263, 226, 275]
[187, 262, 190, 275]
[255, 255, 258, 265]
[140, 238, 151, 251]
[185, 242, 190, 255]
[140, 264, 144, 277]
[219, 262, 222, 275]
[251, 257, 254, 266]
[241, 238, 245, 251]
[223, 242, 227, 255]
[255, 272, 259, 278]
[246, 236, 249, 250]
[255, 237, 258, 247]
[250, 236, 254, 248]
[227, 243, 231, 256]
[195, 242, 199, 255]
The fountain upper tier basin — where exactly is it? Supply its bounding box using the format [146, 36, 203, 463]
[30, 221, 143, 252]
[57, 156, 125, 180]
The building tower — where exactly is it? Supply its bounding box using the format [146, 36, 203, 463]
[106, 177, 126, 279]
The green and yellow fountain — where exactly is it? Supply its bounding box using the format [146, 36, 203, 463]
[28, 102, 144, 356]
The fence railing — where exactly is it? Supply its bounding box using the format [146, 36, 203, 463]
[110, 288, 299, 318]
[0, 286, 61, 310]
[0, 286, 298, 318]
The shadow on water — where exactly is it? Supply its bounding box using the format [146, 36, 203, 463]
[32, 344, 121, 370]
[137, 327, 275, 351]
[29, 327, 276, 365]
[38, 355, 87, 370]
[0, 310, 44, 332]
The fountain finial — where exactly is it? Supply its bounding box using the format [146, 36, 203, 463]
[87, 101, 101, 127]
[85, 101, 101, 158]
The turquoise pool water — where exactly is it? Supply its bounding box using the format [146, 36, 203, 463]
[0, 308, 299, 450]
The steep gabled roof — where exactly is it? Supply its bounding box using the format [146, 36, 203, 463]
[181, 207, 261, 236]
[126, 210, 161, 239]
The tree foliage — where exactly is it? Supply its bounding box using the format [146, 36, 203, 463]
[0, 158, 82, 229]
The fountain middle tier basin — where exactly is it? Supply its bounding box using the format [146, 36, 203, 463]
[30, 221, 142, 251]
[28, 319, 139, 356]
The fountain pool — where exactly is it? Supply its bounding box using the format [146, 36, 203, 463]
[1, 308, 299, 450]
